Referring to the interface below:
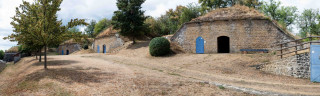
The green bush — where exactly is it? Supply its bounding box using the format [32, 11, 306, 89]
[149, 37, 171, 56]
[0, 50, 4, 60]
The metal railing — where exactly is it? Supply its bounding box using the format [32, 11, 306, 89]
[277, 36, 320, 59]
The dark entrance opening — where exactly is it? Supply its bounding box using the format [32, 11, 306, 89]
[66, 50, 70, 55]
[103, 45, 106, 53]
[217, 36, 230, 53]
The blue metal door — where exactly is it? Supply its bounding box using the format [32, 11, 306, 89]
[103, 45, 106, 54]
[97, 45, 100, 53]
[311, 45, 320, 82]
[196, 36, 204, 54]
[61, 50, 64, 55]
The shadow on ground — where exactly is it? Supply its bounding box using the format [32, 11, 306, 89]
[33, 60, 79, 66]
[24, 67, 115, 84]
[126, 41, 150, 49]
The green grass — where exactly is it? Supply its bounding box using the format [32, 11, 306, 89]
[168, 72, 181, 76]
[218, 85, 225, 90]
[17, 81, 39, 91]
[47, 52, 59, 56]
[51, 87, 73, 96]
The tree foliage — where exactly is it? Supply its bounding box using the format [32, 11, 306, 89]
[199, 0, 262, 14]
[145, 3, 201, 36]
[297, 9, 320, 38]
[5, 0, 87, 69]
[85, 20, 96, 38]
[94, 18, 112, 37]
[260, 0, 298, 30]
[112, 0, 148, 44]
[0, 50, 4, 60]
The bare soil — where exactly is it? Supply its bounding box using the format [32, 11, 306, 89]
[0, 41, 319, 95]
[0, 50, 250, 95]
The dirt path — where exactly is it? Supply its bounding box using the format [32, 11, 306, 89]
[84, 41, 320, 96]
[0, 54, 250, 96]
[1, 42, 319, 95]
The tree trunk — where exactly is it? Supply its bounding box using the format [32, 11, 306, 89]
[44, 45, 47, 69]
[39, 49, 42, 62]
[132, 37, 136, 44]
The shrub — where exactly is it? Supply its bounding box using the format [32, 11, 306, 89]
[0, 50, 4, 60]
[149, 37, 170, 56]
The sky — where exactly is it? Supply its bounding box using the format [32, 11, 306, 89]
[0, 0, 319, 51]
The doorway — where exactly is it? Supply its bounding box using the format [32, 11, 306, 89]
[97, 45, 100, 53]
[103, 45, 106, 54]
[66, 50, 69, 55]
[217, 36, 230, 53]
[196, 36, 204, 54]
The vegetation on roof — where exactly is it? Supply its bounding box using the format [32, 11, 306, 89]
[5, 46, 19, 53]
[95, 27, 119, 39]
[191, 5, 267, 22]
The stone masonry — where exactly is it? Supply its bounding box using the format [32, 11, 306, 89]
[171, 19, 295, 53]
[261, 53, 310, 78]
[93, 34, 125, 53]
[57, 43, 82, 55]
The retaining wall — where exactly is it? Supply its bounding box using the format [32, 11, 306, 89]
[261, 53, 310, 78]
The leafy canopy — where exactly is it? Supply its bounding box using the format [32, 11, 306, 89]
[112, 0, 148, 43]
[297, 9, 320, 38]
[94, 18, 112, 37]
[5, 0, 87, 69]
[199, 0, 262, 14]
[0, 50, 4, 60]
[260, 0, 298, 30]
[85, 20, 97, 38]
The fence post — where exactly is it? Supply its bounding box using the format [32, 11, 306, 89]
[310, 37, 312, 45]
[280, 44, 283, 59]
[295, 41, 298, 55]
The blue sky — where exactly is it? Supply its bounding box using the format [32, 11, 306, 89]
[0, 0, 319, 51]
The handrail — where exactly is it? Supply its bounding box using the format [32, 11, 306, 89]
[277, 36, 320, 45]
[277, 36, 320, 59]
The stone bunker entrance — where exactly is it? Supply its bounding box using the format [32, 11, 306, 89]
[103, 45, 106, 53]
[218, 36, 230, 53]
[66, 50, 69, 55]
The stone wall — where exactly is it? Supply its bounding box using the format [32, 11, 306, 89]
[261, 53, 310, 78]
[171, 19, 295, 53]
[57, 44, 82, 55]
[93, 34, 124, 53]
[3, 53, 17, 62]
[0, 61, 5, 72]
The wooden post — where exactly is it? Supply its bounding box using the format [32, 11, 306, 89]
[295, 41, 298, 55]
[309, 37, 312, 45]
[280, 44, 283, 59]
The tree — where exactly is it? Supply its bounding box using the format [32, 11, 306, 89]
[145, 4, 202, 36]
[6, 0, 87, 69]
[199, 0, 263, 14]
[241, 0, 263, 8]
[199, 0, 227, 13]
[260, 0, 298, 30]
[180, 3, 202, 25]
[85, 20, 96, 38]
[0, 50, 4, 60]
[297, 9, 320, 38]
[112, 0, 148, 44]
[94, 18, 112, 37]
